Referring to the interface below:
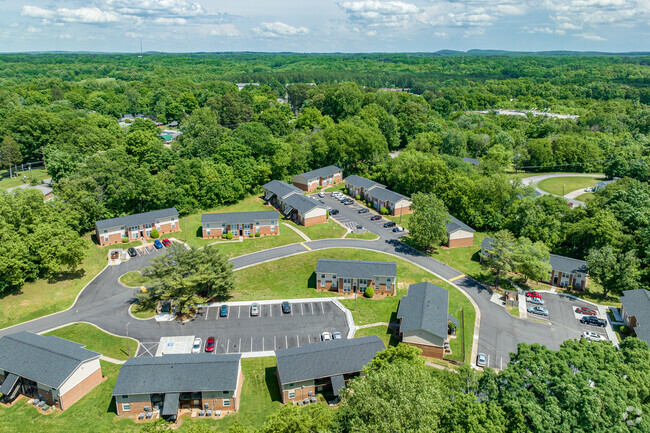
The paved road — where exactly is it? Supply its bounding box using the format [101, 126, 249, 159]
[520, 173, 613, 208]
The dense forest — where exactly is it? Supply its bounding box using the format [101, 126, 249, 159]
[0, 53, 649, 296]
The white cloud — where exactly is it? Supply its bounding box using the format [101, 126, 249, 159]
[527, 26, 566, 35]
[366, 30, 377, 36]
[59, 33, 72, 39]
[210, 24, 240, 37]
[434, 31, 448, 37]
[254, 21, 309, 38]
[338, 1, 421, 28]
[21, 6, 55, 19]
[105, 0, 205, 17]
[575, 32, 607, 40]
[153, 17, 187, 25]
[57, 7, 121, 23]
[125, 31, 143, 38]
[26, 26, 41, 33]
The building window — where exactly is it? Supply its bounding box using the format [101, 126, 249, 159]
[206, 224, 210, 228]
[104, 236, 109, 242]
[103, 230, 107, 234]
[576, 274, 582, 278]
[245, 224, 251, 229]
[256, 227, 260, 233]
[172, 223, 175, 229]
[288, 391, 296, 399]
[271, 226, 275, 231]
[332, 275, 336, 279]
[171, 217, 175, 221]
[223, 399, 231, 407]
[122, 403, 131, 412]
[206, 229, 211, 235]
[320, 279, 325, 287]
[321, 274, 325, 279]
[256, 221, 259, 225]
[271, 220, 276, 225]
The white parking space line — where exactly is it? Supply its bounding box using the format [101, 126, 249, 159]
[238, 338, 241, 353]
[250, 337, 253, 352]
[297, 334, 299, 346]
[285, 335, 288, 347]
[320, 302, 325, 314]
[238, 306, 241, 319]
[308, 335, 311, 343]
[310, 303, 314, 314]
[270, 305, 272, 317]
[204, 307, 209, 320]
[226, 339, 230, 353]
[291, 306, 293, 316]
[487, 353, 491, 367]
[301, 303, 304, 315]
[274, 335, 277, 349]
[262, 337, 265, 351]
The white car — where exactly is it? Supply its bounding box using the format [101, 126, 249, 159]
[321, 332, 332, 341]
[477, 353, 487, 367]
[191, 337, 202, 353]
[582, 331, 605, 342]
[318, 191, 325, 198]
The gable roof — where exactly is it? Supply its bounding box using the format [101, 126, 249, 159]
[620, 289, 650, 344]
[263, 180, 302, 199]
[397, 282, 451, 340]
[446, 215, 475, 234]
[316, 259, 397, 279]
[112, 354, 241, 396]
[366, 187, 410, 204]
[463, 157, 481, 166]
[275, 336, 384, 384]
[296, 165, 342, 181]
[95, 208, 178, 231]
[0, 332, 101, 389]
[283, 193, 324, 214]
[201, 211, 278, 226]
[344, 175, 384, 190]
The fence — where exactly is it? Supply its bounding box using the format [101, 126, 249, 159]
[2, 161, 46, 179]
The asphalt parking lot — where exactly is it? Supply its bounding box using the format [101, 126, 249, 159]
[311, 193, 406, 239]
[477, 291, 611, 370]
[136, 300, 350, 357]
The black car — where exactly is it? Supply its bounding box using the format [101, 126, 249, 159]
[357, 208, 369, 214]
[127, 247, 137, 257]
[282, 301, 291, 314]
[580, 316, 606, 327]
[370, 215, 381, 221]
[330, 209, 339, 215]
[383, 221, 396, 228]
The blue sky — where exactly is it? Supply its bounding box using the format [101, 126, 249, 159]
[1, 0, 649, 52]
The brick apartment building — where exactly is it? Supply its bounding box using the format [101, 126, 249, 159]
[201, 211, 279, 239]
[292, 165, 343, 192]
[263, 180, 328, 227]
[0, 331, 102, 411]
[95, 207, 180, 246]
[344, 175, 411, 216]
[315, 259, 397, 296]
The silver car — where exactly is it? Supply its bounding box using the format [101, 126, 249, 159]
[477, 353, 487, 367]
[527, 297, 544, 305]
[527, 306, 549, 316]
[332, 331, 342, 339]
[250, 303, 259, 316]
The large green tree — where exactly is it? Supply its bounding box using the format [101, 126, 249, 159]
[407, 192, 450, 251]
[513, 237, 552, 283]
[480, 229, 516, 289]
[0, 135, 22, 174]
[587, 246, 641, 297]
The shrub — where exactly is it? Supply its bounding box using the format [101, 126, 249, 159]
[344, 188, 349, 194]
[122, 237, 129, 243]
[364, 287, 374, 298]
[380, 207, 389, 215]
[30, 178, 41, 186]
[619, 325, 629, 334]
[356, 195, 361, 200]
[150, 229, 160, 239]
[255, 232, 260, 237]
[250, 233, 255, 238]
[226, 232, 233, 240]
[317, 185, 322, 190]
[222, 234, 227, 239]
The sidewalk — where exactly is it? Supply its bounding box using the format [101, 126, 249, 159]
[282, 222, 311, 242]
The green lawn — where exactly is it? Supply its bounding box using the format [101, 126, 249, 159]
[387, 212, 411, 227]
[285, 220, 346, 240]
[0, 168, 49, 191]
[345, 232, 379, 240]
[119, 271, 149, 287]
[44, 323, 138, 361]
[232, 248, 476, 364]
[537, 176, 605, 196]
[354, 325, 399, 347]
[0, 357, 283, 433]
[575, 192, 595, 202]
[0, 236, 142, 330]
[129, 303, 156, 319]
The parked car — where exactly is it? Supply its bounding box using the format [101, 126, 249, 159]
[250, 303, 260, 316]
[330, 209, 339, 215]
[581, 316, 606, 327]
[525, 291, 542, 299]
[191, 337, 202, 354]
[332, 331, 342, 339]
[321, 332, 332, 341]
[575, 307, 597, 315]
[392, 226, 404, 232]
[330, 192, 340, 197]
[319, 200, 325, 204]
[527, 306, 549, 316]
[582, 331, 605, 342]
[343, 200, 353, 205]
[383, 221, 396, 228]
[153, 239, 163, 249]
[220, 305, 229, 318]
[318, 191, 325, 198]
[477, 353, 487, 367]
[205, 336, 215, 352]
[127, 247, 138, 257]
[162, 238, 171, 247]
[527, 297, 544, 305]
[282, 301, 291, 314]
[370, 215, 381, 221]
[358, 208, 369, 214]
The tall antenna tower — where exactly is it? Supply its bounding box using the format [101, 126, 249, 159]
[138, 39, 143, 58]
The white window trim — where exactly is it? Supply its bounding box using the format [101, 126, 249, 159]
[122, 403, 131, 412]
[223, 399, 231, 407]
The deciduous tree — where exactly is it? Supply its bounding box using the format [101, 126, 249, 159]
[407, 192, 449, 251]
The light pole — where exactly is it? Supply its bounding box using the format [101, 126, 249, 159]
[126, 322, 131, 357]
[563, 183, 566, 198]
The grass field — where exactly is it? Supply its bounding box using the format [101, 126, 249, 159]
[537, 176, 605, 196]
[354, 325, 399, 347]
[387, 212, 411, 228]
[0, 168, 49, 191]
[575, 192, 595, 202]
[0, 357, 282, 433]
[233, 248, 475, 364]
[345, 232, 379, 240]
[44, 323, 138, 361]
[286, 220, 346, 240]
[0, 236, 142, 330]
[119, 271, 149, 287]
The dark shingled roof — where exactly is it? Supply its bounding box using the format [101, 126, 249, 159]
[201, 211, 278, 225]
[296, 165, 342, 181]
[446, 215, 475, 234]
[0, 332, 100, 390]
[95, 208, 178, 231]
[620, 289, 650, 344]
[112, 354, 241, 396]
[482, 237, 587, 274]
[283, 193, 324, 214]
[463, 157, 480, 166]
[275, 336, 385, 384]
[397, 282, 451, 340]
[367, 187, 410, 204]
[316, 259, 396, 279]
[344, 175, 384, 190]
[263, 180, 302, 199]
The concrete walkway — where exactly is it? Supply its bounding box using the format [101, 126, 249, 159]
[282, 222, 311, 242]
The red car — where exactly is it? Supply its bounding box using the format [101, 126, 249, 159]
[205, 336, 215, 352]
[162, 239, 171, 247]
[575, 307, 597, 316]
[526, 291, 542, 299]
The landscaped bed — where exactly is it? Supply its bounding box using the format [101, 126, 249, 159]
[119, 271, 149, 287]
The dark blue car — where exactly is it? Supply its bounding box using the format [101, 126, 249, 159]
[220, 305, 229, 318]
[153, 239, 163, 249]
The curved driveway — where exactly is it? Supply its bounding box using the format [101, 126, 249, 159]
[520, 172, 610, 207]
[0, 236, 584, 368]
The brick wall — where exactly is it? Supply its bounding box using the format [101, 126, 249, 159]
[294, 181, 310, 192]
[59, 367, 102, 410]
[403, 342, 445, 359]
[392, 206, 412, 217]
[448, 237, 474, 248]
[117, 399, 152, 417]
[303, 214, 327, 227]
[97, 231, 125, 246]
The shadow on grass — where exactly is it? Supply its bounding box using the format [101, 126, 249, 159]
[106, 392, 117, 415]
[46, 269, 86, 285]
[307, 272, 316, 290]
[195, 226, 203, 238]
[264, 367, 282, 403]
